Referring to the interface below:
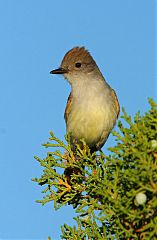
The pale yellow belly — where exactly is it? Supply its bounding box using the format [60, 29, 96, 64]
[67, 105, 113, 147]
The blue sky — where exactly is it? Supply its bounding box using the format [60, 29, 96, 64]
[0, 0, 156, 239]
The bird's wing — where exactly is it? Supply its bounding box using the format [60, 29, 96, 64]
[111, 89, 120, 118]
[64, 92, 73, 123]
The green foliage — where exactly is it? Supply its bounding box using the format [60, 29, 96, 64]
[33, 99, 157, 239]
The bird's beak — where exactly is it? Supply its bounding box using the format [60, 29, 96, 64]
[50, 67, 68, 74]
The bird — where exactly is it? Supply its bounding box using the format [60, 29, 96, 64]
[50, 47, 120, 153]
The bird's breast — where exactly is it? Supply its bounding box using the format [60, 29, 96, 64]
[66, 87, 117, 147]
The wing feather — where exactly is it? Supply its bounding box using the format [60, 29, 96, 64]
[64, 92, 73, 124]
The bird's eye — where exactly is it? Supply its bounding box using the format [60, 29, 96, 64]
[75, 62, 82, 68]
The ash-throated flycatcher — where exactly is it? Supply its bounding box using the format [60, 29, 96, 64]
[50, 47, 120, 152]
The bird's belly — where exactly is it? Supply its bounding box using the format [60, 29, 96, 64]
[67, 103, 113, 147]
